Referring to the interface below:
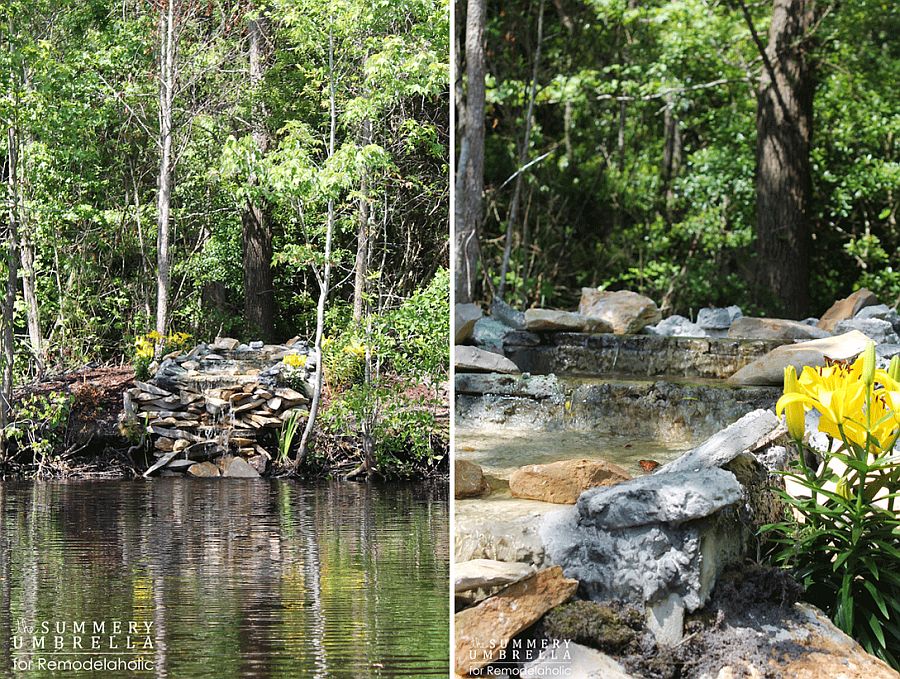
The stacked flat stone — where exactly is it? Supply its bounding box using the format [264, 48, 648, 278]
[123, 337, 313, 469]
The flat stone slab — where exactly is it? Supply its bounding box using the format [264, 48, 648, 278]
[657, 409, 781, 474]
[454, 345, 520, 374]
[524, 309, 611, 333]
[575, 467, 742, 530]
[728, 330, 871, 386]
[728, 317, 831, 341]
[454, 566, 578, 676]
[454, 559, 535, 593]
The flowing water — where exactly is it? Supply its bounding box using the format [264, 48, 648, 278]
[0, 480, 449, 678]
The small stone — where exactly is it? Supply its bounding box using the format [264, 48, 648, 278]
[212, 337, 240, 351]
[455, 459, 490, 499]
[455, 303, 483, 343]
[249, 340, 264, 350]
[647, 593, 685, 646]
[188, 461, 220, 477]
[697, 305, 742, 330]
[173, 439, 190, 452]
[648, 315, 707, 338]
[491, 299, 526, 329]
[248, 454, 268, 474]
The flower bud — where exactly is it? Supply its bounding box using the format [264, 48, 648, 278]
[782, 365, 805, 441]
[862, 341, 876, 387]
[890, 355, 900, 383]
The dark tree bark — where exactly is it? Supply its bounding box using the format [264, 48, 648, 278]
[242, 14, 275, 340]
[454, 0, 485, 304]
[753, 0, 815, 317]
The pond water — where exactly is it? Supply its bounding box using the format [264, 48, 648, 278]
[0, 480, 449, 678]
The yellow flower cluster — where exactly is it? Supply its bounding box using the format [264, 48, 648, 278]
[133, 330, 192, 360]
[777, 344, 900, 456]
[343, 339, 367, 358]
[282, 353, 307, 368]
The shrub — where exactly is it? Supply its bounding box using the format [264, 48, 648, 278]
[764, 349, 900, 668]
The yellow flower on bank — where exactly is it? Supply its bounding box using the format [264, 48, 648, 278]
[283, 353, 307, 368]
[343, 339, 367, 358]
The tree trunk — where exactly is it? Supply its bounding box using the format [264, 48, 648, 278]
[1, 127, 20, 461]
[242, 14, 275, 340]
[19, 239, 42, 375]
[353, 117, 372, 322]
[454, 0, 486, 303]
[754, 0, 814, 317]
[498, 0, 544, 302]
[155, 0, 175, 342]
[295, 25, 337, 468]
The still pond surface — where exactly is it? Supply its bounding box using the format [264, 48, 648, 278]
[0, 480, 449, 678]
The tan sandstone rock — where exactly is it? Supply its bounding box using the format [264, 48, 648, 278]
[818, 288, 878, 332]
[509, 458, 631, 504]
[579, 289, 661, 335]
[454, 566, 578, 676]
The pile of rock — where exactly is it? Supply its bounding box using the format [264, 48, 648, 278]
[123, 337, 313, 478]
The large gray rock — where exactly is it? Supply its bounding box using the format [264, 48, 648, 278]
[657, 409, 781, 474]
[697, 305, 742, 330]
[728, 330, 871, 386]
[543, 469, 745, 613]
[728, 317, 831, 341]
[834, 317, 900, 345]
[454, 559, 535, 593]
[524, 308, 611, 333]
[647, 315, 707, 338]
[491, 299, 526, 329]
[818, 288, 878, 332]
[579, 289, 662, 334]
[455, 345, 520, 374]
[575, 467, 742, 531]
[455, 303, 482, 343]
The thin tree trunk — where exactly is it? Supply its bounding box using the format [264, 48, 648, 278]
[498, 0, 544, 301]
[1, 127, 20, 461]
[19, 240, 41, 375]
[752, 0, 814, 317]
[295, 25, 337, 468]
[353, 117, 372, 322]
[454, 0, 486, 303]
[242, 14, 275, 340]
[155, 0, 175, 342]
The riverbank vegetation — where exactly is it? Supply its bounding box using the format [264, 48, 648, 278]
[456, 0, 898, 318]
[0, 0, 449, 479]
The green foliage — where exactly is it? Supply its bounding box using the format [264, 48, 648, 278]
[4, 391, 73, 464]
[278, 409, 304, 465]
[479, 0, 900, 316]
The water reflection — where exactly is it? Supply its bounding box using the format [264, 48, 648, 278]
[0, 480, 449, 678]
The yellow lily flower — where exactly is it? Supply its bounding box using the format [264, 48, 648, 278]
[781, 365, 806, 440]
